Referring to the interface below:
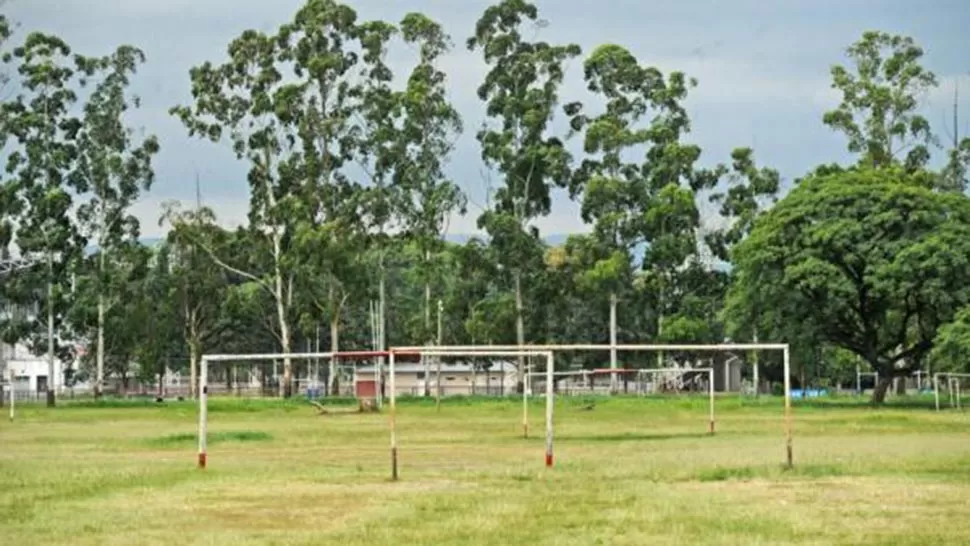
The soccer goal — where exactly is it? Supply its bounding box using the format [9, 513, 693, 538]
[393, 343, 793, 469]
[933, 372, 970, 411]
[527, 367, 717, 434]
[196, 350, 390, 469]
[386, 348, 555, 481]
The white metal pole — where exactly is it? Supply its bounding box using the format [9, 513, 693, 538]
[783, 345, 793, 469]
[198, 357, 208, 469]
[708, 368, 715, 435]
[545, 351, 554, 468]
[958, 380, 962, 411]
[389, 351, 398, 481]
[856, 365, 860, 395]
[934, 373, 941, 411]
[950, 377, 955, 408]
[609, 294, 617, 394]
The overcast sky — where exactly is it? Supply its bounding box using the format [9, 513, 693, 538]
[7, 0, 969, 238]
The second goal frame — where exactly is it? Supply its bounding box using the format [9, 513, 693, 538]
[934, 372, 970, 411]
[387, 348, 555, 481]
[527, 367, 717, 434]
[395, 343, 793, 468]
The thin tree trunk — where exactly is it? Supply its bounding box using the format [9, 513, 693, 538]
[656, 278, 664, 368]
[424, 261, 431, 397]
[189, 338, 200, 400]
[514, 270, 525, 391]
[47, 274, 56, 407]
[187, 314, 199, 399]
[378, 257, 387, 400]
[329, 313, 340, 396]
[272, 230, 292, 398]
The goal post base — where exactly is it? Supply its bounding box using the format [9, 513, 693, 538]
[198, 453, 207, 469]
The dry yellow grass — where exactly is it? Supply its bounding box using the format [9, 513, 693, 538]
[1, 395, 969, 545]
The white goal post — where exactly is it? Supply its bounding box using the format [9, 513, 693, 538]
[196, 350, 389, 469]
[934, 372, 970, 411]
[393, 343, 793, 468]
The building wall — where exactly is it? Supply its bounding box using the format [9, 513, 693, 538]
[1, 342, 86, 395]
[356, 370, 516, 397]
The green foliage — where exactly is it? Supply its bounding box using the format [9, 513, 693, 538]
[727, 166, 970, 400]
[931, 306, 970, 373]
[823, 31, 938, 171]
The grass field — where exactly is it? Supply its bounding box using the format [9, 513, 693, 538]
[2, 394, 970, 545]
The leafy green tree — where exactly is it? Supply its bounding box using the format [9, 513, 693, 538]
[931, 306, 970, 373]
[727, 167, 970, 403]
[72, 243, 152, 395]
[171, 26, 300, 395]
[940, 134, 970, 193]
[823, 31, 938, 171]
[130, 243, 183, 396]
[395, 13, 464, 349]
[467, 0, 580, 382]
[569, 44, 708, 388]
[706, 148, 780, 261]
[0, 33, 87, 406]
[72, 45, 159, 398]
[159, 203, 233, 398]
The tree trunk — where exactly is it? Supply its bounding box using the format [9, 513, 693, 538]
[188, 337, 200, 400]
[329, 314, 340, 396]
[47, 276, 56, 407]
[656, 280, 664, 368]
[514, 270, 525, 392]
[273, 235, 292, 398]
[378, 258, 386, 400]
[424, 270, 431, 397]
[871, 374, 894, 404]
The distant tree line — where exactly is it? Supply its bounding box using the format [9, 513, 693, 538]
[1, 2, 969, 405]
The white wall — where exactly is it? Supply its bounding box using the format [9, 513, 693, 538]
[1, 342, 87, 394]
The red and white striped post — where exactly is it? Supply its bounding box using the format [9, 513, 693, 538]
[708, 368, 715, 435]
[198, 357, 208, 469]
[389, 350, 398, 481]
[544, 351, 554, 467]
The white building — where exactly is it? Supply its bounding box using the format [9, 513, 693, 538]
[1, 341, 90, 400]
[355, 360, 519, 397]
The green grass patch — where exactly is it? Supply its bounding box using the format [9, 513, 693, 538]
[3, 394, 970, 545]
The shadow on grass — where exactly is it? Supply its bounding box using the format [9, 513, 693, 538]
[790, 397, 940, 411]
[696, 463, 852, 482]
[559, 431, 713, 443]
[146, 430, 272, 447]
